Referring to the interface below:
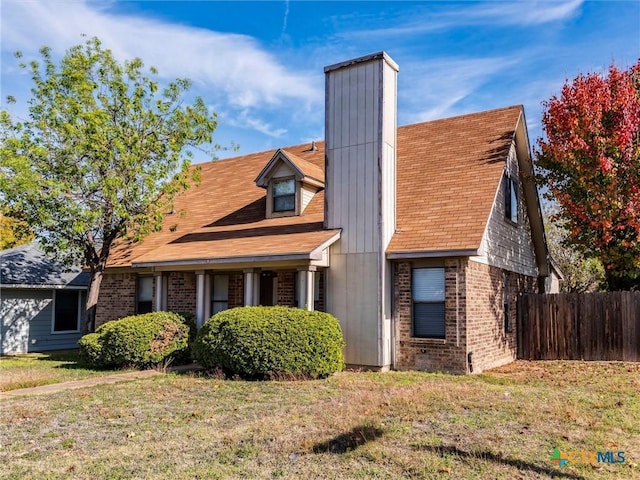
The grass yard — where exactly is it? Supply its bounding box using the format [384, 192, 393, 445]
[0, 360, 638, 479]
[0, 351, 130, 392]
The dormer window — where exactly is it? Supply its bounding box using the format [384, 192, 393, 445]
[273, 178, 296, 212]
[255, 148, 325, 219]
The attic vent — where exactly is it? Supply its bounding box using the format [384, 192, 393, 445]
[305, 141, 318, 152]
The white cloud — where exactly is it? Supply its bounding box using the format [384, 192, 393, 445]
[468, 0, 584, 26]
[222, 109, 288, 139]
[0, 0, 321, 112]
[399, 56, 519, 124]
[338, 0, 584, 41]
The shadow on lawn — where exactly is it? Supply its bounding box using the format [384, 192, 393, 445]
[33, 350, 108, 371]
[312, 425, 385, 454]
[418, 445, 587, 480]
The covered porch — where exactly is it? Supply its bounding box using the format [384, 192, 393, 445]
[145, 263, 326, 328]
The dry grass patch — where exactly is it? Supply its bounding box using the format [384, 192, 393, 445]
[0, 361, 638, 479]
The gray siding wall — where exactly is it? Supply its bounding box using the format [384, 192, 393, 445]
[325, 53, 398, 368]
[474, 144, 537, 277]
[0, 289, 84, 354]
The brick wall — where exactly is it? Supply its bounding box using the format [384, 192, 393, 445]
[316, 270, 325, 312]
[277, 271, 296, 307]
[95, 272, 136, 328]
[465, 260, 536, 372]
[166, 272, 196, 315]
[228, 273, 244, 309]
[394, 260, 468, 373]
[394, 258, 536, 374]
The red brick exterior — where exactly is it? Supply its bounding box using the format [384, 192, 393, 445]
[466, 260, 536, 372]
[316, 270, 325, 312]
[228, 273, 244, 309]
[394, 258, 536, 373]
[95, 272, 137, 328]
[96, 268, 326, 327]
[166, 272, 197, 315]
[277, 271, 296, 307]
[394, 259, 468, 373]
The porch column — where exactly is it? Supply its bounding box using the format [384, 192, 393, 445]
[253, 270, 261, 305]
[154, 273, 165, 311]
[203, 274, 211, 322]
[196, 271, 206, 328]
[244, 269, 255, 306]
[297, 266, 316, 311]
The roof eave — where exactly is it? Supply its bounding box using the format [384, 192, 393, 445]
[515, 108, 550, 278]
[386, 249, 478, 260]
[131, 231, 341, 268]
[0, 283, 88, 290]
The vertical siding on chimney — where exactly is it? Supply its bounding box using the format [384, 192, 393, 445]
[324, 52, 398, 368]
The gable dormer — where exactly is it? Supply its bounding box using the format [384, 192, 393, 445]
[255, 148, 325, 218]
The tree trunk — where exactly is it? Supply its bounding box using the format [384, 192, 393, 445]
[83, 266, 105, 334]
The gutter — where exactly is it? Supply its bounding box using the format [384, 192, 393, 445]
[0, 284, 88, 290]
[386, 249, 478, 260]
[132, 231, 342, 269]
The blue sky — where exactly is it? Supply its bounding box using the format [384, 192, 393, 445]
[1, 0, 638, 161]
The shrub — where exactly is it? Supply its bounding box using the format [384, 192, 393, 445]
[78, 333, 102, 366]
[171, 311, 197, 364]
[79, 312, 189, 368]
[193, 306, 345, 379]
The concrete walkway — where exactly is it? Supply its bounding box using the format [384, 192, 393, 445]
[0, 364, 202, 398]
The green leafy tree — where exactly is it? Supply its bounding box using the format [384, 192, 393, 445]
[0, 37, 218, 332]
[536, 60, 640, 290]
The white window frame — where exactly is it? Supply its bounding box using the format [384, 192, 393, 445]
[272, 177, 296, 213]
[504, 174, 518, 224]
[211, 274, 230, 315]
[411, 267, 446, 339]
[137, 276, 154, 314]
[51, 289, 82, 334]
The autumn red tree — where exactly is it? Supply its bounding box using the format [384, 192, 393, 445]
[536, 59, 640, 290]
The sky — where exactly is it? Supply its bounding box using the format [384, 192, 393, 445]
[1, 0, 639, 161]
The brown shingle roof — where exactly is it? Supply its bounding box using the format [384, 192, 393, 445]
[107, 105, 522, 267]
[389, 105, 522, 253]
[282, 149, 325, 184]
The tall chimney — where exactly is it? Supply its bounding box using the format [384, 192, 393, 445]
[324, 52, 398, 369]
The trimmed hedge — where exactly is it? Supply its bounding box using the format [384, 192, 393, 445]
[193, 306, 345, 379]
[79, 312, 189, 368]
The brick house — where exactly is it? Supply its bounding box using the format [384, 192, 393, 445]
[98, 52, 551, 373]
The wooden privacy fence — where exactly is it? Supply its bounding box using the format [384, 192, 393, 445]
[517, 291, 640, 361]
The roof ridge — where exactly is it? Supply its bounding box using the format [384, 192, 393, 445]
[397, 105, 522, 130]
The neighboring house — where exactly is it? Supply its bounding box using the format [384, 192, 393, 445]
[0, 242, 89, 354]
[98, 52, 551, 373]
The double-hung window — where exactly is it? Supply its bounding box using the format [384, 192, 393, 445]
[211, 275, 229, 314]
[53, 290, 82, 333]
[412, 267, 446, 338]
[137, 276, 153, 314]
[273, 178, 295, 212]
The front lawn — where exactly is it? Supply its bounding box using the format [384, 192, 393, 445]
[0, 361, 638, 479]
[0, 351, 130, 392]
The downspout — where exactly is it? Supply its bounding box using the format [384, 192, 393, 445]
[456, 259, 460, 348]
[390, 261, 396, 370]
